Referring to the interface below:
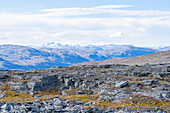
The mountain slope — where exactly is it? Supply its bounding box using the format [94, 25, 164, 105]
[158, 46, 170, 51]
[0, 45, 89, 70]
[0, 57, 24, 70]
[74, 50, 170, 66]
[41, 44, 159, 61]
[0, 44, 161, 70]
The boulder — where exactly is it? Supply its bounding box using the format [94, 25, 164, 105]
[76, 90, 86, 95]
[45, 105, 54, 110]
[11, 75, 23, 80]
[62, 91, 68, 96]
[115, 81, 129, 88]
[1, 104, 11, 111]
[54, 98, 63, 106]
[160, 92, 170, 99]
[0, 93, 6, 99]
[99, 89, 130, 103]
[32, 75, 64, 91]
[142, 80, 159, 86]
[65, 79, 74, 87]
[53, 105, 63, 110]
[76, 101, 83, 105]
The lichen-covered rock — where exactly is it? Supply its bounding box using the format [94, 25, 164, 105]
[99, 89, 130, 103]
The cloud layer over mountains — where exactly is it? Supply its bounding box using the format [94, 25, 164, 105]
[0, 5, 170, 47]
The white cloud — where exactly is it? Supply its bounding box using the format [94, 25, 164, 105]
[40, 5, 170, 17]
[41, 5, 132, 12]
[31, 36, 42, 40]
[0, 5, 170, 47]
[110, 32, 126, 38]
[94, 5, 132, 9]
[0, 37, 8, 40]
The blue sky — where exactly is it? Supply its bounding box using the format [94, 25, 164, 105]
[0, 0, 170, 47]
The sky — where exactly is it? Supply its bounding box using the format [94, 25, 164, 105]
[0, 0, 170, 48]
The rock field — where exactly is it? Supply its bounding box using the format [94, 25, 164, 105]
[0, 63, 169, 113]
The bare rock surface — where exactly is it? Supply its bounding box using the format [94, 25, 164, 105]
[0, 63, 169, 112]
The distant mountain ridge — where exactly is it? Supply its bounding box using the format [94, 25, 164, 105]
[0, 43, 163, 70]
[42, 42, 135, 50]
[74, 50, 170, 66]
[158, 46, 170, 51]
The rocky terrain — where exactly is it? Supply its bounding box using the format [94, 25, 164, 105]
[75, 50, 170, 66]
[0, 63, 169, 112]
[0, 44, 159, 70]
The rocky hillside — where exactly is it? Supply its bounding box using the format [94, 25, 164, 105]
[0, 44, 159, 70]
[75, 50, 170, 66]
[0, 63, 169, 112]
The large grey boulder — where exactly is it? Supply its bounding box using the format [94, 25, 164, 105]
[32, 75, 64, 91]
[115, 81, 129, 88]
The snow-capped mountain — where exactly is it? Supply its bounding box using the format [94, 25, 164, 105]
[42, 42, 80, 49]
[0, 43, 162, 70]
[158, 46, 170, 51]
[42, 42, 134, 50]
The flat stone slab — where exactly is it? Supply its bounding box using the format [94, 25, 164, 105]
[115, 81, 129, 88]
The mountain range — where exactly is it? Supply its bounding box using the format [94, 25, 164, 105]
[0, 43, 166, 70]
[74, 50, 170, 66]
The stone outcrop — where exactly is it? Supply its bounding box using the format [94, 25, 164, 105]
[0, 63, 169, 112]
